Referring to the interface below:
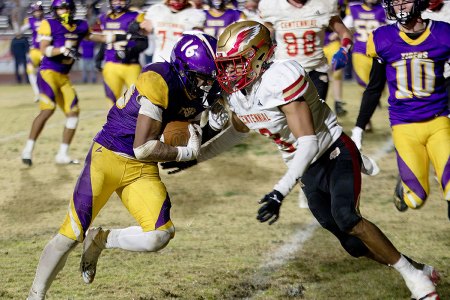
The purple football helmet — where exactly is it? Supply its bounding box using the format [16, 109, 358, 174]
[109, 0, 131, 13]
[29, 1, 44, 14]
[51, 0, 76, 23]
[170, 32, 218, 102]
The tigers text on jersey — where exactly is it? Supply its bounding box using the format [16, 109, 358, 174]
[144, 4, 205, 62]
[227, 60, 342, 165]
[345, 3, 386, 55]
[38, 18, 89, 74]
[98, 11, 144, 63]
[259, 0, 338, 72]
[203, 9, 243, 39]
[94, 62, 205, 158]
[367, 20, 450, 126]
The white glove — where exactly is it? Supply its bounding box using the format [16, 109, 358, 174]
[351, 127, 364, 150]
[176, 124, 202, 161]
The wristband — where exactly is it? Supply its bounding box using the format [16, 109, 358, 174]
[341, 37, 352, 52]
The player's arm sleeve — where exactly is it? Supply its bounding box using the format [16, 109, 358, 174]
[37, 19, 52, 42]
[135, 71, 169, 109]
[355, 58, 386, 130]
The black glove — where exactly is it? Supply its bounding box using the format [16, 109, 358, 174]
[257, 190, 284, 225]
[63, 47, 80, 60]
[160, 159, 198, 174]
[127, 21, 141, 35]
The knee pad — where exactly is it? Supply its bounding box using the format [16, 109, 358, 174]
[339, 235, 369, 258]
[65, 116, 79, 129]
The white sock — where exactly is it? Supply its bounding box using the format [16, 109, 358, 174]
[23, 139, 35, 154]
[58, 143, 69, 156]
[29, 234, 78, 297]
[106, 226, 173, 252]
[392, 255, 418, 276]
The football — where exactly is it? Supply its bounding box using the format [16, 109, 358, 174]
[162, 121, 190, 146]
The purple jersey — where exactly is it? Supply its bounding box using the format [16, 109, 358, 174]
[39, 18, 89, 74]
[94, 62, 205, 157]
[349, 3, 386, 55]
[368, 20, 450, 125]
[99, 11, 141, 63]
[80, 39, 96, 59]
[204, 9, 242, 39]
[28, 16, 43, 49]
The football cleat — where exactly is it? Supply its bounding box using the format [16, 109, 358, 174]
[55, 154, 80, 165]
[360, 154, 380, 176]
[334, 101, 347, 117]
[393, 179, 408, 212]
[22, 150, 33, 166]
[405, 270, 437, 300]
[80, 227, 109, 284]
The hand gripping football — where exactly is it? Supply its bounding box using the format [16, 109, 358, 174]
[162, 121, 191, 146]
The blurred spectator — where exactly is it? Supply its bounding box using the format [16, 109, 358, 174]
[10, 33, 29, 83]
[80, 39, 97, 83]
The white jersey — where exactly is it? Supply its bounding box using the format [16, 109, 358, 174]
[259, 0, 338, 72]
[144, 4, 206, 62]
[422, 2, 450, 78]
[227, 60, 342, 165]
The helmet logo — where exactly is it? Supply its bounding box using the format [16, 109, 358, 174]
[227, 25, 261, 56]
[181, 39, 199, 57]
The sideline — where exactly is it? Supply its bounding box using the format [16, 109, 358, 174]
[0, 110, 106, 143]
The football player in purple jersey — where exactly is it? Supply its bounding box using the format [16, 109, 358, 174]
[21, 0, 144, 166]
[20, 1, 45, 102]
[350, 0, 450, 221]
[203, 0, 246, 39]
[95, 0, 149, 105]
[27, 32, 221, 299]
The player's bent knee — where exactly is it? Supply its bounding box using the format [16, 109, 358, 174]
[142, 228, 174, 252]
[332, 206, 361, 233]
[65, 116, 79, 129]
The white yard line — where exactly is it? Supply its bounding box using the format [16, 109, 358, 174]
[0, 110, 106, 144]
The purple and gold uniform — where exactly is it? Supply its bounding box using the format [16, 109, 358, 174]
[37, 18, 89, 113]
[98, 11, 145, 104]
[23, 16, 44, 69]
[203, 9, 244, 39]
[345, 2, 386, 86]
[367, 20, 450, 207]
[59, 62, 205, 240]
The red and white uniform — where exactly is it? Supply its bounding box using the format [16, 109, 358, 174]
[227, 60, 342, 164]
[144, 4, 206, 62]
[259, 0, 338, 73]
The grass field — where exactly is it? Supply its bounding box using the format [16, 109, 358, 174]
[0, 82, 448, 300]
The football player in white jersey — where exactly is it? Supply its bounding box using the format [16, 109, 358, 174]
[172, 21, 439, 299]
[258, 0, 353, 115]
[141, 0, 206, 62]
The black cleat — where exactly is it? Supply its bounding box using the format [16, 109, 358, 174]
[22, 158, 32, 167]
[335, 101, 347, 117]
[393, 179, 408, 212]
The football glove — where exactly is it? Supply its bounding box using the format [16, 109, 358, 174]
[62, 47, 80, 60]
[127, 21, 141, 35]
[160, 160, 198, 174]
[257, 190, 284, 225]
[331, 47, 348, 71]
[351, 126, 363, 150]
